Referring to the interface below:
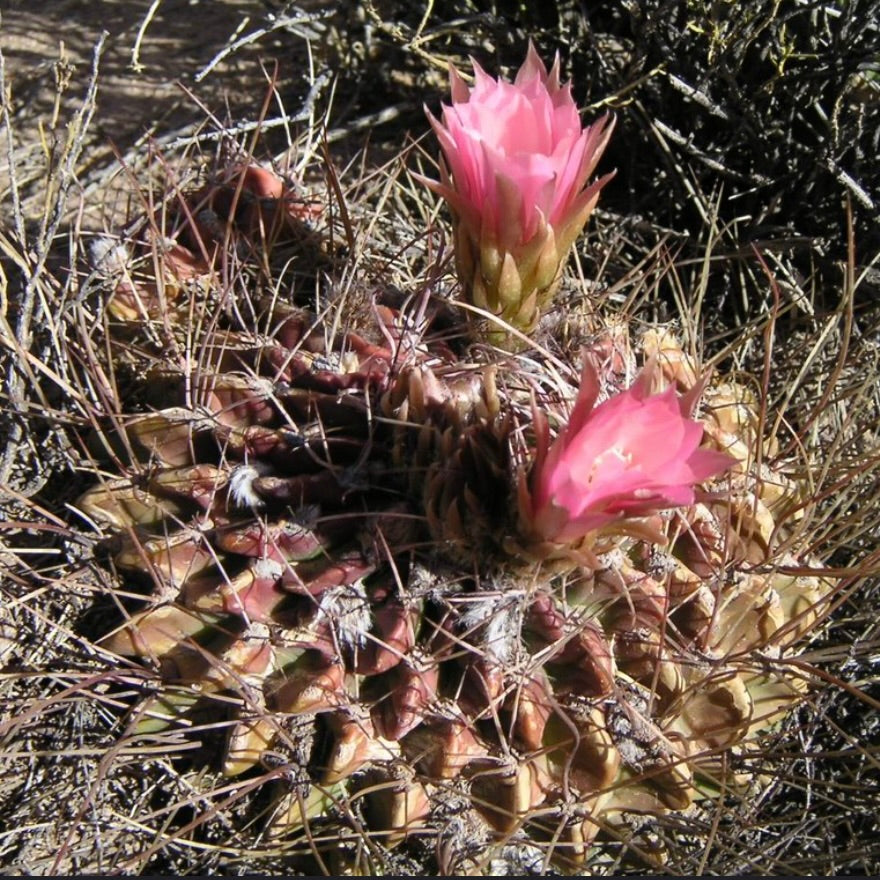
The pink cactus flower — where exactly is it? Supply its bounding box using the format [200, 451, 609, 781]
[422, 43, 615, 339]
[530, 360, 735, 544]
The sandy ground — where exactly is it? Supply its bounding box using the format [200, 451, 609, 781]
[1, 0, 322, 223]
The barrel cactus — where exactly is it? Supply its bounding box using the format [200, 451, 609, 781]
[77, 134, 835, 872]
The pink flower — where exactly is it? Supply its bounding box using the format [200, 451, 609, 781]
[530, 360, 735, 544]
[422, 43, 614, 338]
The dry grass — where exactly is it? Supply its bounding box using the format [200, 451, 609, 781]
[1, 0, 879, 875]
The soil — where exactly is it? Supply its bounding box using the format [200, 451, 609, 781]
[1, 0, 316, 224]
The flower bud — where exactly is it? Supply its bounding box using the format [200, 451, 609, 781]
[422, 42, 614, 343]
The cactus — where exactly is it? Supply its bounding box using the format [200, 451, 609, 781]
[79, 157, 834, 873]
